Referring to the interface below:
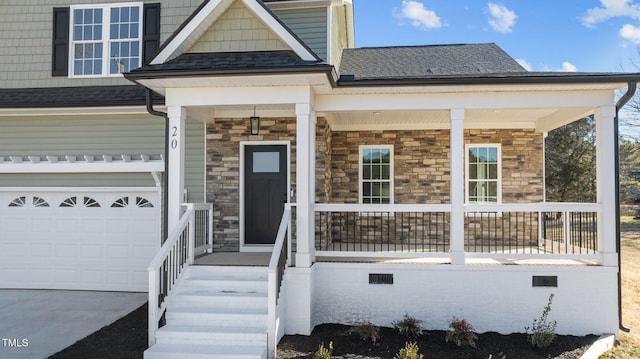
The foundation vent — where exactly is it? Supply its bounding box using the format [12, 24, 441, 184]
[532, 276, 558, 287]
[369, 273, 393, 285]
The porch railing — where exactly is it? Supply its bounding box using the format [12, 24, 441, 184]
[267, 204, 293, 359]
[147, 203, 213, 346]
[314, 202, 600, 259]
[315, 203, 451, 256]
[464, 203, 599, 258]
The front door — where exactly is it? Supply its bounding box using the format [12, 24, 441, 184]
[244, 145, 288, 245]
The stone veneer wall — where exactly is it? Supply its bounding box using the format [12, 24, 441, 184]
[329, 128, 544, 204]
[323, 128, 544, 250]
[206, 117, 296, 251]
[207, 123, 544, 251]
[206, 117, 330, 251]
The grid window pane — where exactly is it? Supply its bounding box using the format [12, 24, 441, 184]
[467, 145, 500, 203]
[361, 146, 393, 204]
[71, 4, 140, 77]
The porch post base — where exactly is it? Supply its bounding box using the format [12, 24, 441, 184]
[295, 253, 313, 268]
[601, 252, 618, 267]
[450, 250, 466, 265]
[284, 267, 314, 335]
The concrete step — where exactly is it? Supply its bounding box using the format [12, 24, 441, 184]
[179, 275, 268, 293]
[147, 265, 270, 359]
[144, 343, 267, 359]
[166, 306, 267, 327]
[168, 289, 267, 308]
[155, 324, 267, 345]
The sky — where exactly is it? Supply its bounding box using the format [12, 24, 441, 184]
[352, 0, 640, 73]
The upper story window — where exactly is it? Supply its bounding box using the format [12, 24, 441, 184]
[359, 145, 394, 204]
[70, 3, 143, 77]
[465, 144, 501, 204]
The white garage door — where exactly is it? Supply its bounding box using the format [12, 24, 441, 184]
[0, 189, 160, 292]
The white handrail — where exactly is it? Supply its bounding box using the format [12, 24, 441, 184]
[267, 205, 292, 359]
[147, 203, 213, 347]
[314, 202, 600, 213]
[147, 205, 194, 347]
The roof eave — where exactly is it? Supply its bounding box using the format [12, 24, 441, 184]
[125, 64, 337, 83]
[336, 73, 640, 87]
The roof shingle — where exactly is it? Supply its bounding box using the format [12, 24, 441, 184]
[0, 85, 161, 109]
[129, 50, 328, 75]
[338, 43, 527, 80]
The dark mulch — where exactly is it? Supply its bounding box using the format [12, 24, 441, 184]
[47, 304, 597, 359]
[277, 324, 598, 359]
[48, 303, 148, 359]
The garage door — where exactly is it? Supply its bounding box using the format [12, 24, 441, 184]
[0, 189, 160, 292]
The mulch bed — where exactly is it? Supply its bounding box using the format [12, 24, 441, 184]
[277, 323, 597, 359]
[48, 303, 148, 359]
[48, 303, 597, 359]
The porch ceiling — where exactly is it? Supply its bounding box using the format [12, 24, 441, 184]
[319, 107, 593, 132]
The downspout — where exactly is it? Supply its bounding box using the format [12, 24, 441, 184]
[615, 81, 636, 333]
[145, 89, 170, 244]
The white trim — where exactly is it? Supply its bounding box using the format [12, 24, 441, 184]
[358, 144, 394, 205]
[151, 0, 317, 65]
[0, 186, 158, 192]
[0, 156, 164, 173]
[265, 0, 332, 10]
[0, 106, 156, 117]
[464, 144, 502, 204]
[239, 141, 291, 252]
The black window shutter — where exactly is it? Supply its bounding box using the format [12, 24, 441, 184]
[52, 7, 69, 77]
[143, 3, 161, 64]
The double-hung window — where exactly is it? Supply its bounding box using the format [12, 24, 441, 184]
[70, 3, 143, 77]
[359, 145, 394, 204]
[466, 144, 501, 204]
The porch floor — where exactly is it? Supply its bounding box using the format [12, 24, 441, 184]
[194, 252, 270, 266]
[194, 252, 597, 266]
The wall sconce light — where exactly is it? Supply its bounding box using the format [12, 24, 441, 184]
[250, 107, 260, 135]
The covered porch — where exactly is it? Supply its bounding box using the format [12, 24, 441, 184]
[162, 79, 619, 268]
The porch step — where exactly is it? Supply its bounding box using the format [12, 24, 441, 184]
[144, 265, 269, 359]
[166, 306, 267, 327]
[156, 324, 267, 345]
[144, 343, 267, 359]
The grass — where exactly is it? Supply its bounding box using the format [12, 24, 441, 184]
[600, 216, 640, 358]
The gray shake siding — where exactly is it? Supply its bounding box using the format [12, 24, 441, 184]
[0, 115, 206, 201]
[273, 7, 328, 61]
[0, 0, 202, 88]
[0, 1, 330, 88]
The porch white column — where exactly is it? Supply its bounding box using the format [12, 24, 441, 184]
[167, 106, 186, 233]
[595, 106, 617, 266]
[450, 108, 466, 265]
[295, 103, 316, 268]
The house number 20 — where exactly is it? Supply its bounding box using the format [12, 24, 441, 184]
[171, 126, 178, 149]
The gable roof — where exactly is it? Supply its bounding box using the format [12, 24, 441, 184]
[131, 51, 330, 74]
[150, 0, 319, 65]
[338, 43, 527, 80]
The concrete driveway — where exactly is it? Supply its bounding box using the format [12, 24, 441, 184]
[0, 290, 147, 359]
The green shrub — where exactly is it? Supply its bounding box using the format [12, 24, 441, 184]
[525, 293, 557, 349]
[350, 322, 381, 344]
[313, 341, 333, 359]
[445, 317, 478, 348]
[392, 314, 423, 338]
[393, 342, 424, 359]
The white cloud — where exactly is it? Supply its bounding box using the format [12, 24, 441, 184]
[394, 0, 442, 30]
[560, 61, 577, 72]
[581, 0, 640, 28]
[516, 59, 532, 71]
[487, 3, 517, 33]
[620, 23, 640, 42]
